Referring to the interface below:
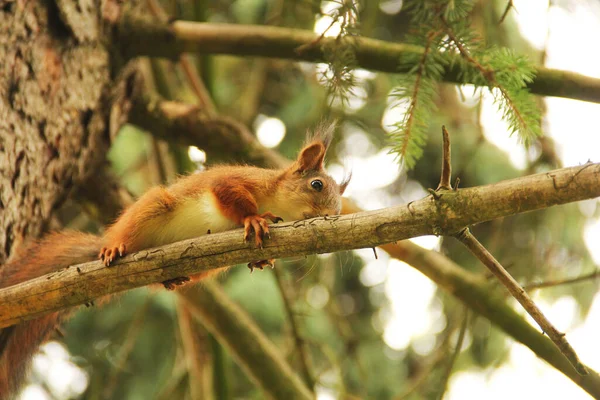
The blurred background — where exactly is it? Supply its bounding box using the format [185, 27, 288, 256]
[17, 0, 600, 399]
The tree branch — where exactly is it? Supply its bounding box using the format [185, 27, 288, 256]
[117, 15, 600, 104]
[384, 240, 600, 398]
[0, 162, 598, 328]
[128, 87, 287, 167]
[455, 228, 587, 375]
[180, 282, 313, 400]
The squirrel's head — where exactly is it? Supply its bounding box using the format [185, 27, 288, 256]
[274, 122, 350, 220]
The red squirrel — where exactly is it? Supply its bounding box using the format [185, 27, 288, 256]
[0, 123, 349, 398]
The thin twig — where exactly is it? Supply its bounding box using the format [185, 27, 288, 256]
[524, 270, 600, 291]
[181, 281, 314, 400]
[103, 300, 151, 399]
[179, 55, 217, 116]
[395, 317, 461, 400]
[437, 125, 452, 190]
[146, 0, 218, 116]
[272, 267, 315, 389]
[395, 348, 448, 400]
[437, 309, 469, 400]
[454, 228, 588, 375]
[155, 358, 188, 400]
[146, 0, 167, 20]
[499, 0, 515, 24]
[324, 295, 369, 397]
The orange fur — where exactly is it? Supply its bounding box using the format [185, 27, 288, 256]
[0, 123, 348, 398]
[100, 128, 346, 266]
[0, 232, 98, 399]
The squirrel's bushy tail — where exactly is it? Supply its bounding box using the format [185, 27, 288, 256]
[0, 231, 99, 399]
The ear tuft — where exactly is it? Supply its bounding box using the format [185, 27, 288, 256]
[307, 120, 337, 150]
[339, 171, 352, 195]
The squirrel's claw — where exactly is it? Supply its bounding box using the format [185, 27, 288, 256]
[260, 212, 284, 224]
[99, 243, 127, 267]
[243, 213, 281, 248]
[247, 259, 275, 273]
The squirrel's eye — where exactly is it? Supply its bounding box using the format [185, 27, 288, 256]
[311, 179, 323, 192]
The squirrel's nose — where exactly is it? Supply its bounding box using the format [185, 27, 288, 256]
[323, 207, 340, 217]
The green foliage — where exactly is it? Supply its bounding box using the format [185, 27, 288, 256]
[317, 0, 360, 106]
[388, 34, 447, 168]
[388, 0, 541, 168]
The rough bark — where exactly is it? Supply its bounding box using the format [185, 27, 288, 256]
[0, 1, 115, 263]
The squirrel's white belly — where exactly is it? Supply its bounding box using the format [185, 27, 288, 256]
[146, 193, 238, 247]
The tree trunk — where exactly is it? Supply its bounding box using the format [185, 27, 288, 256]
[0, 0, 130, 262]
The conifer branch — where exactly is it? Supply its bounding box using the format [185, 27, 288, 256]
[117, 16, 600, 104]
[441, 17, 539, 142]
[397, 32, 438, 165]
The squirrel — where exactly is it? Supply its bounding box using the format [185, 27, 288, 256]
[0, 122, 349, 399]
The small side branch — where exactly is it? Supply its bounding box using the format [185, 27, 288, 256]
[454, 228, 588, 375]
[499, 1, 515, 24]
[524, 270, 600, 291]
[437, 125, 452, 191]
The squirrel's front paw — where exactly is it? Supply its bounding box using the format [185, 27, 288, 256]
[99, 243, 126, 267]
[243, 213, 283, 248]
[162, 276, 191, 290]
[247, 259, 275, 273]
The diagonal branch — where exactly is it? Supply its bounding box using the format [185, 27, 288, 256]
[0, 162, 598, 328]
[455, 228, 587, 375]
[116, 14, 600, 104]
[128, 87, 287, 168]
[385, 240, 600, 398]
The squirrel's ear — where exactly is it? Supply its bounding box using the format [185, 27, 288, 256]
[291, 121, 336, 173]
[294, 142, 327, 173]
